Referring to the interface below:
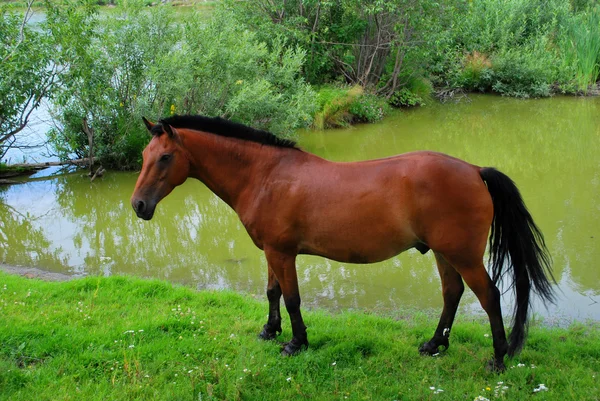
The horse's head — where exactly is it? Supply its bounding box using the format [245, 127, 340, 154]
[131, 117, 190, 220]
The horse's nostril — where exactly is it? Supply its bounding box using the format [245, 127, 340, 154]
[136, 200, 146, 213]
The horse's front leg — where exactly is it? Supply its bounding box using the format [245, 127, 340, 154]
[264, 247, 308, 355]
[258, 266, 282, 340]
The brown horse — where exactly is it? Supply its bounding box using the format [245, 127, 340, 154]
[131, 115, 555, 371]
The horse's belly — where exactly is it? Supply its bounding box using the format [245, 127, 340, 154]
[299, 224, 417, 264]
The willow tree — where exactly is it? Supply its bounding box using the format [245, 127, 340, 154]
[0, 1, 58, 161]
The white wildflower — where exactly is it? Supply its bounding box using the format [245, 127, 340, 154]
[286, 377, 292, 382]
[533, 384, 548, 393]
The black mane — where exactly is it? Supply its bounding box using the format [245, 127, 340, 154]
[151, 114, 298, 149]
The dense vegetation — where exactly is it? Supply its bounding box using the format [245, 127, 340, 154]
[1, 272, 599, 400]
[1, 0, 599, 168]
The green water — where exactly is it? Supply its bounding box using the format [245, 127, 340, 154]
[1, 95, 599, 322]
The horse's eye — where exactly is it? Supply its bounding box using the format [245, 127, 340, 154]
[159, 154, 172, 162]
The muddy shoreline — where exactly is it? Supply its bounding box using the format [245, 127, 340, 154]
[0, 263, 82, 282]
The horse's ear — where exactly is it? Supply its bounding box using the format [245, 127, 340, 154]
[142, 117, 154, 132]
[163, 124, 176, 138]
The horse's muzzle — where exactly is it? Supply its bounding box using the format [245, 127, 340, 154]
[131, 198, 155, 220]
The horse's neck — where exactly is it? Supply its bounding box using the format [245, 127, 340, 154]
[181, 130, 291, 210]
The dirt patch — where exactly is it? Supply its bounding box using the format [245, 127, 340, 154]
[0, 264, 82, 282]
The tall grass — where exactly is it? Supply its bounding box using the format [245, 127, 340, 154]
[568, 10, 600, 93]
[313, 86, 364, 129]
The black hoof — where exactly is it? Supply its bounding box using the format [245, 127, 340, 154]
[280, 338, 309, 356]
[258, 325, 281, 341]
[486, 359, 506, 373]
[419, 338, 448, 355]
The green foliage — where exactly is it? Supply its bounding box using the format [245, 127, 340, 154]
[1, 272, 599, 400]
[389, 88, 422, 107]
[0, 5, 56, 158]
[5, 0, 600, 170]
[47, 3, 316, 168]
[423, 0, 595, 98]
[313, 85, 389, 128]
[490, 44, 554, 98]
[388, 77, 433, 107]
[313, 86, 361, 129]
[348, 93, 389, 123]
[562, 9, 600, 93]
[154, 11, 317, 136]
[46, 0, 179, 169]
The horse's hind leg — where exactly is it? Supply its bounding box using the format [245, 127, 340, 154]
[420, 252, 464, 355]
[450, 259, 508, 372]
[258, 266, 282, 340]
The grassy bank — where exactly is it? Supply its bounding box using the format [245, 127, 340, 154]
[0, 272, 598, 400]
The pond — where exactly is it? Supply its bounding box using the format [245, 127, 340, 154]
[1, 95, 599, 324]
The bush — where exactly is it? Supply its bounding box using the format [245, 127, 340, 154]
[151, 9, 317, 137]
[46, 0, 176, 169]
[348, 93, 389, 123]
[46, 2, 317, 169]
[313, 86, 363, 129]
[457, 51, 494, 92]
[489, 41, 555, 98]
[313, 85, 389, 128]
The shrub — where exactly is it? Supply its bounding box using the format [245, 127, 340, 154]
[490, 41, 555, 98]
[313, 86, 363, 129]
[313, 85, 389, 128]
[152, 10, 317, 137]
[348, 93, 389, 123]
[458, 51, 494, 92]
[388, 76, 433, 108]
[47, 2, 316, 169]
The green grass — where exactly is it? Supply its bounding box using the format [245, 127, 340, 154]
[0, 272, 598, 400]
[313, 85, 390, 129]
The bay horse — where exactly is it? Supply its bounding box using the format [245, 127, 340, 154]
[131, 114, 555, 371]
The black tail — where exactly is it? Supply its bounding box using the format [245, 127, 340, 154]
[480, 167, 555, 357]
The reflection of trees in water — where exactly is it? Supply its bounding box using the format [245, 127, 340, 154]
[0, 201, 66, 269]
[298, 252, 444, 311]
[51, 173, 264, 293]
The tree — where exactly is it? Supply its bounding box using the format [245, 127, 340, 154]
[0, 0, 59, 160]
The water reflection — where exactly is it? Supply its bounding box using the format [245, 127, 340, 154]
[0, 95, 598, 322]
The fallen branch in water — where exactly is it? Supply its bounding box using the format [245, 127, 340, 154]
[7, 157, 97, 170]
